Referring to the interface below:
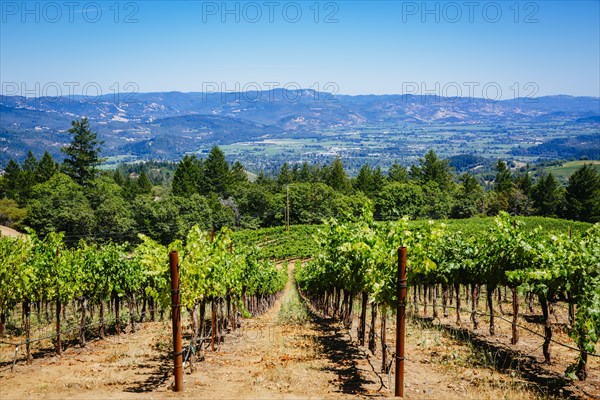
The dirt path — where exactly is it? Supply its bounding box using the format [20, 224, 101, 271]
[190, 265, 380, 399]
[0, 264, 382, 399]
[0, 264, 558, 399]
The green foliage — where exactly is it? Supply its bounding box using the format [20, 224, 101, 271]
[286, 182, 330, 224]
[411, 150, 454, 192]
[494, 160, 513, 193]
[232, 224, 321, 259]
[451, 173, 484, 218]
[295, 211, 600, 379]
[532, 173, 564, 217]
[172, 155, 203, 198]
[388, 162, 408, 183]
[326, 158, 350, 192]
[0, 198, 27, 227]
[203, 146, 230, 195]
[62, 118, 103, 186]
[25, 173, 96, 241]
[0, 224, 286, 336]
[354, 164, 385, 198]
[137, 170, 153, 194]
[36, 151, 58, 183]
[565, 164, 600, 222]
[230, 161, 248, 187]
[277, 162, 293, 187]
[376, 182, 425, 219]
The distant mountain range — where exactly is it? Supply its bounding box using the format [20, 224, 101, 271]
[1, 90, 599, 165]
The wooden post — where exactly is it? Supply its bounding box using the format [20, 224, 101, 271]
[99, 301, 105, 339]
[115, 294, 120, 335]
[395, 246, 407, 397]
[471, 284, 479, 330]
[539, 294, 552, 363]
[56, 298, 61, 355]
[487, 285, 495, 335]
[24, 300, 32, 364]
[211, 300, 216, 351]
[380, 307, 387, 373]
[286, 185, 290, 232]
[169, 251, 183, 392]
[79, 298, 87, 347]
[511, 287, 519, 345]
[359, 291, 368, 346]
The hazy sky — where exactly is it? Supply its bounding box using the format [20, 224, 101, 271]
[1, 1, 599, 98]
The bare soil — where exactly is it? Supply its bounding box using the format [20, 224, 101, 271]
[0, 266, 595, 399]
[0, 225, 22, 238]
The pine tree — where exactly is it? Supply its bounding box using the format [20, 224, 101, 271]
[113, 170, 126, 186]
[532, 173, 563, 217]
[355, 164, 373, 194]
[203, 146, 230, 195]
[372, 167, 385, 195]
[494, 160, 513, 193]
[137, 170, 153, 194]
[277, 162, 293, 186]
[452, 173, 484, 218]
[564, 164, 600, 222]
[515, 169, 533, 197]
[230, 161, 248, 187]
[388, 162, 408, 183]
[35, 151, 58, 183]
[62, 118, 103, 185]
[298, 162, 311, 182]
[172, 155, 202, 198]
[20, 151, 38, 200]
[22, 151, 38, 172]
[326, 158, 349, 192]
[2, 160, 21, 201]
[411, 150, 453, 191]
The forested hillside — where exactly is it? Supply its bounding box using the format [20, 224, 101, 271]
[1, 119, 599, 245]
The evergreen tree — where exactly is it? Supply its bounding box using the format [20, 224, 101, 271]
[452, 173, 484, 218]
[515, 169, 533, 197]
[372, 167, 386, 195]
[326, 158, 350, 192]
[461, 172, 481, 195]
[230, 161, 248, 187]
[532, 173, 563, 217]
[494, 160, 513, 193]
[19, 151, 38, 202]
[388, 162, 408, 183]
[298, 162, 311, 182]
[203, 146, 230, 195]
[62, 118, 103, 185]
[291, 164, 299, 182]
[277, 162, 293, 186]
[411, 150, 454, 191]
[2, 160, 21, 201]
[22, 151, 38, 172]
[172, 155, 202, 198]
[35, 151, 58, 183]
[354, 164, 384, 197]
[355, 164, 373, 194]
[137, 170, 153, 194]
[113, 170, 126, 186]
[564, 164, 600, 222]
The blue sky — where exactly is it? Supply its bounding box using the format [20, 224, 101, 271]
[1, 1, 599, 98]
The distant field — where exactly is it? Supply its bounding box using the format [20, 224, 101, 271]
[546, 160, 600, 180]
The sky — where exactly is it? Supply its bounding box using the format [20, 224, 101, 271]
[1, 0, 599, 99]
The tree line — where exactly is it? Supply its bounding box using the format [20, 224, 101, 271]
[0, 118, 599, 245]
